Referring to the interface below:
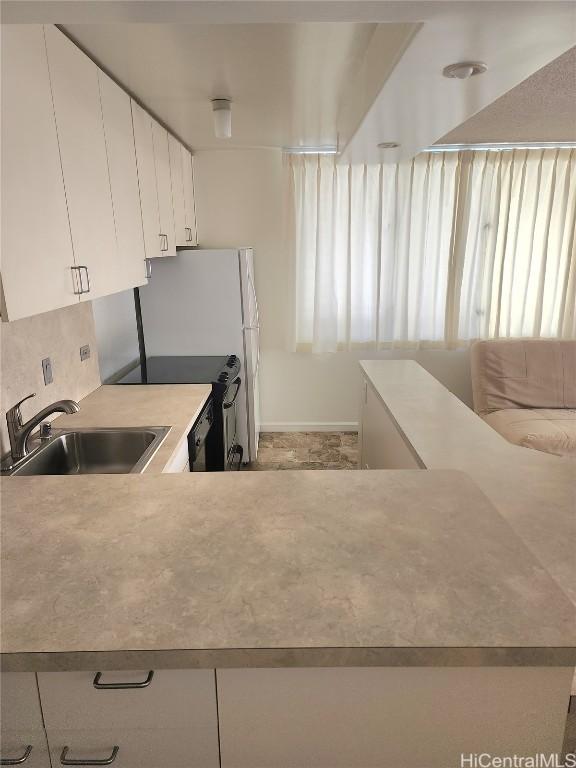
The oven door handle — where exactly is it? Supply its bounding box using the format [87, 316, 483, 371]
[223, 377, 241, 409]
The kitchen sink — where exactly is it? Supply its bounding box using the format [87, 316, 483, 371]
[8, 427, 170, 476]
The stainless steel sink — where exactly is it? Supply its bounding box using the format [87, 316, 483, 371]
[8, 427, 170, 476]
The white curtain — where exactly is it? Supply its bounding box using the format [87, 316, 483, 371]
[288, 149, 576, 353]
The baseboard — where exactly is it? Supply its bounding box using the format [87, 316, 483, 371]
[260, 422, 359, 433]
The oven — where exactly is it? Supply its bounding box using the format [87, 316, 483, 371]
[188, 399, 213, 472]
[223, 377, 243, 470]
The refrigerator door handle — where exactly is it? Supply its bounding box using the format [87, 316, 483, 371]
[248, 273, 260, 330]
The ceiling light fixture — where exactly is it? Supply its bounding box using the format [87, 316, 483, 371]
[212, 98, 232, 139]
[442, 61, 487, 80]
[377, 142, 400, 149]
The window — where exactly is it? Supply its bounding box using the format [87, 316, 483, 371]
[288, 149, 575, 353]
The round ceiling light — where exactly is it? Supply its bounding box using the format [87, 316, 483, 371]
[442, 61, 487, 79]
[377, 142, 400, 149]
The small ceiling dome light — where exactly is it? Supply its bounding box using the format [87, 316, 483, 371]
[212, 98, 232, 139]
[378, 141, 400, 149]
[443, 61, 487, 79]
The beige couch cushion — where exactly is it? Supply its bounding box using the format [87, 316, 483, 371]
[471, 339, 576, 415]
[483, 408, 576, 457]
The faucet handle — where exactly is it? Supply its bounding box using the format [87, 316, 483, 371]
[8, 393, 36, 423]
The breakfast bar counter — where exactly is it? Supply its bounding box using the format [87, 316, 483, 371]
[1, 468, 574, 672]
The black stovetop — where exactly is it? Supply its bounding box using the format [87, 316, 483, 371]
[116, 355, 238, 385]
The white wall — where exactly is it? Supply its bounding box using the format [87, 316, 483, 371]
[194, 148, 473, 430]
[0, 302, 101, 455]
[92, 289, 140, 382]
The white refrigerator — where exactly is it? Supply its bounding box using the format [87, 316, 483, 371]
[138, 248, 261, 462]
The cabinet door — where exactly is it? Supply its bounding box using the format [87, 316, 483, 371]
[0, 733, 52, 768]
[182, 148, 198, 245]
[217, 667, 571, 768]
[131, 100, 162, 261]
[360, 379, 422, 469]
[0, 25, 76, 321]
[1, 673, 51, 768]
[168, 134, 187, 247]
[151, 121, 176, 257]
[44, 25, 117, 301]
[98, 71, 147, 289]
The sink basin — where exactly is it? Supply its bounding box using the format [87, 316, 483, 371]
[9, 427, 170, 476]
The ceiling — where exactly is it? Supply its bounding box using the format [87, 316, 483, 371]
[438, 46, 576, 145]
[63, 22, 413, 150]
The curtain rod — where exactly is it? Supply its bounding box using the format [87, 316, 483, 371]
[284, 142, 576, 156]
[427, 142, 576, 152]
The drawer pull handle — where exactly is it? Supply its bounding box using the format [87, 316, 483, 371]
[1, 745, 33, 765]
[60, 746, 119, 766]
[93, 670, 154, 689]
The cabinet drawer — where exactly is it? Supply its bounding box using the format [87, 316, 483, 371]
[0, 732, 51, 768]
[46, 728, 219, 768]
[0, 673, 44, 731]
[37, 670, 216, 731]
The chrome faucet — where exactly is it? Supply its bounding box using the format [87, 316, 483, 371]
[6, 393, 80, 461]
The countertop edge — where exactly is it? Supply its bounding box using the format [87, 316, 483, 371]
[3, 647, 575, 673]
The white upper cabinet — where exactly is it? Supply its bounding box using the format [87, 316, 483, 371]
[132, 100, 162, 261]
[168, 137, 198, 248]
[44, 25, 117, 301]
[98, 71, 147, 289]
[182, 147, 199, 246]
[168, 133, 187, 247]
[151, 121, 177, 257]
[0, 25, 76, 321]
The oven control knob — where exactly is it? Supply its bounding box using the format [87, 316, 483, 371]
[218, 372, 229, 382]
[227, 356, 237, 367]
[195, 438, 201, 447]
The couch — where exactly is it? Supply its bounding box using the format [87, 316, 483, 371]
[470, 338, 576, 458]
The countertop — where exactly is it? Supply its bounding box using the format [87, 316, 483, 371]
[52, 384, 212, 473]
[2, 469, 575, 672]
[360, 360, 576, 605]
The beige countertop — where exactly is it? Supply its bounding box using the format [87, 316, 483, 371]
[1, 469, 575, 672]
[359, 360, 576, 605]
[53, 384, 212, 473]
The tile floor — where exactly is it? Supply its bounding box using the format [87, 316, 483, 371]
[248, 432, 358, 470]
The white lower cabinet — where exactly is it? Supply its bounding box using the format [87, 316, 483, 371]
[359, 377, 423, 469]
[46, 729, 216, 768]
[217, 667, 571, 768]
[36, 670, 219, 767]
[0, 732, 52, 768]
[0, 673, 51, 767]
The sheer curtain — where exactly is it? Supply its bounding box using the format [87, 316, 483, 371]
[288, 149, 575, 353]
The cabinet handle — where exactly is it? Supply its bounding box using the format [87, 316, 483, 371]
[93, 670, 154, 689]
[1, 745, 33, 765]
[60, 747, 119, 766]
[159, 233, 168, 251]
[71, 266, 91, 295]
[80, 266, 90, 293]
[144, 258, 152, 279]
[185, 226, 193, 242]
[71, 266, 83, 295]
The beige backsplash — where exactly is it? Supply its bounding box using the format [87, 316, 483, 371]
[0, 302, 101, 456]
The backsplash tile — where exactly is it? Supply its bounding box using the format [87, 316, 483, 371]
[0, 302, 101, 456]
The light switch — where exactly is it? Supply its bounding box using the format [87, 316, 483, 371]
[42, 357, 53, 385]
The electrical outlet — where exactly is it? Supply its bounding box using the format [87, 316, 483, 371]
[42, 357, 53, 385]
[80, 344, 91, 362]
